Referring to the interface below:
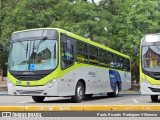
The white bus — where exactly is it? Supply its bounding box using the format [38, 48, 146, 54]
[7, 28, 131, 103]
[140, 33, 160, 102]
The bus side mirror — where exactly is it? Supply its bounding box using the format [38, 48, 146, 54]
[134, 45, 138, 54]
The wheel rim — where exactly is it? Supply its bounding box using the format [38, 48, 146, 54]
[77, 86, 83, 100]
[115, 85, 119, 95]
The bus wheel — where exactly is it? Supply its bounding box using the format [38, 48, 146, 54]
[107, 83, 119, 97]
[71, 81, 85, 103]
[32, 96, 45, 103]
[151, 95, 158, 102]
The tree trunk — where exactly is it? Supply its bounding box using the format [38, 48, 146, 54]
[0, 69, 3, 81]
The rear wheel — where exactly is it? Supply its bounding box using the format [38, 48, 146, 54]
[107, 83, 119, 97]
[151, 95, 158, 102]
[32, 96, 45, 103]
[71, 81, 85, 103]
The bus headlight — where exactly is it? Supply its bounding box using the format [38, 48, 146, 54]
[46, 78, 58, 88]
[8, 80, 15, 87]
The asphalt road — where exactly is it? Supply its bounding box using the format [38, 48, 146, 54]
[0, 90, 160, 105]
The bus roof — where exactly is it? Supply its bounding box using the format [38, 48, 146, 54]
[13, 28, 130, 59]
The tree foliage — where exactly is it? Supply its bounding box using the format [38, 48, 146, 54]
[1, 0, 160, 81]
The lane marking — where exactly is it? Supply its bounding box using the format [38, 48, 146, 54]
[132, 99, 139, 103]
[18, 99, 33, 103]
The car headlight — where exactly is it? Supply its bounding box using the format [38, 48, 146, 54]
[46, 78, 58, 88]
[141, 77, 150, 85]
[8, 80, 15, 87]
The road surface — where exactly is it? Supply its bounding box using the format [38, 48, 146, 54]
[0, 90, 159, 105]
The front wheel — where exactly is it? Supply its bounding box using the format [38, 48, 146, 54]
[71, 81, 85, 103]
[107, 83, 119, 97]
[151, 95, 158, 102]
[32, 96, 45, 103]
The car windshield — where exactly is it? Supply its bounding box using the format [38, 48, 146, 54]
[8, 39, 58, 71]
[142, 45, 160, 72]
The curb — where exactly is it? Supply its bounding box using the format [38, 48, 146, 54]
[0, 105, 160, 111]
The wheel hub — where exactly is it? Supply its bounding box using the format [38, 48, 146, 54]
[77, 86, 83, 99]
[115, 85, 119, 95]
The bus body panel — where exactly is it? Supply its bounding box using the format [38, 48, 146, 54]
[8, 64, 131, 96]
[119, 71, 131, 91]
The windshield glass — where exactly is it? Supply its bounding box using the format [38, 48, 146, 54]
[8, 39, 58, 71]
[142, 45, 160, 72]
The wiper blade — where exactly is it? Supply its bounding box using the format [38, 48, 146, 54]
[26, 42, 28, 58]
[35, 36, 48, 53]
[42, 36, 47, 40]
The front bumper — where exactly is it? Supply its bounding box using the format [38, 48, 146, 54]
[7, 79, 59, 96]
[140, 80, 160, 95]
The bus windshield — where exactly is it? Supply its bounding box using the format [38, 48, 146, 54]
[8, 39, 58, 71]
[142, 45, 160, 72]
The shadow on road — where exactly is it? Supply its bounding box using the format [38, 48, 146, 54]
[41, 93, 140, 103]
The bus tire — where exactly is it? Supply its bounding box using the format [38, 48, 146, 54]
[71, 81, 85, 103]
[151, 95, 158, 102]
[32, 96, 45, 103]
[107, 83, 119, 97]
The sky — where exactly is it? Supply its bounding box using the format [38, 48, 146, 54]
[88, 0, 101, 4]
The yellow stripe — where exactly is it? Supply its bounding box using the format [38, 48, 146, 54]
[112, 105, 160, 111]
[84, 105, 111, 111]
[25, 106, 83, 111]
[0, 106, 24, 111]
[1, 105, 160, 111]
[56, 106, 83, 111]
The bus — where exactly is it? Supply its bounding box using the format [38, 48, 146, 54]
[7, 28, 131, 103]
[140, 33, 160, 102]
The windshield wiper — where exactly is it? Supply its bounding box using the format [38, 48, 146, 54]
[29, 37, 48, 63]
[26, 42, 28, 58]
[35, 36, 48, 53]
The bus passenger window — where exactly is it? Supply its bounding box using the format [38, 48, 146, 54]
[76, 41, 88, 63]
[107, 52, 114, 68]
[61, 35, 74, 69]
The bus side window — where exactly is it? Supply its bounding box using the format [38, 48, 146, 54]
[107, 52, 114, 68]
[61, 34, 74, 69]
[89, 45, 98, 65]
[99, 49, 107, 67]
[76, 41, 88, 63]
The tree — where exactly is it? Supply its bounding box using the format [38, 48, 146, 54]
[1, 0, 160, 81]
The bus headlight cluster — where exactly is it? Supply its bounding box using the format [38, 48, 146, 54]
[46, 78, 58, 88]
[8, 80, 15, 87]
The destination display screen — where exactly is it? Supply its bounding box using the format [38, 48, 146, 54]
[145, 34, 160, 43]
[11, 29, 58, 41]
